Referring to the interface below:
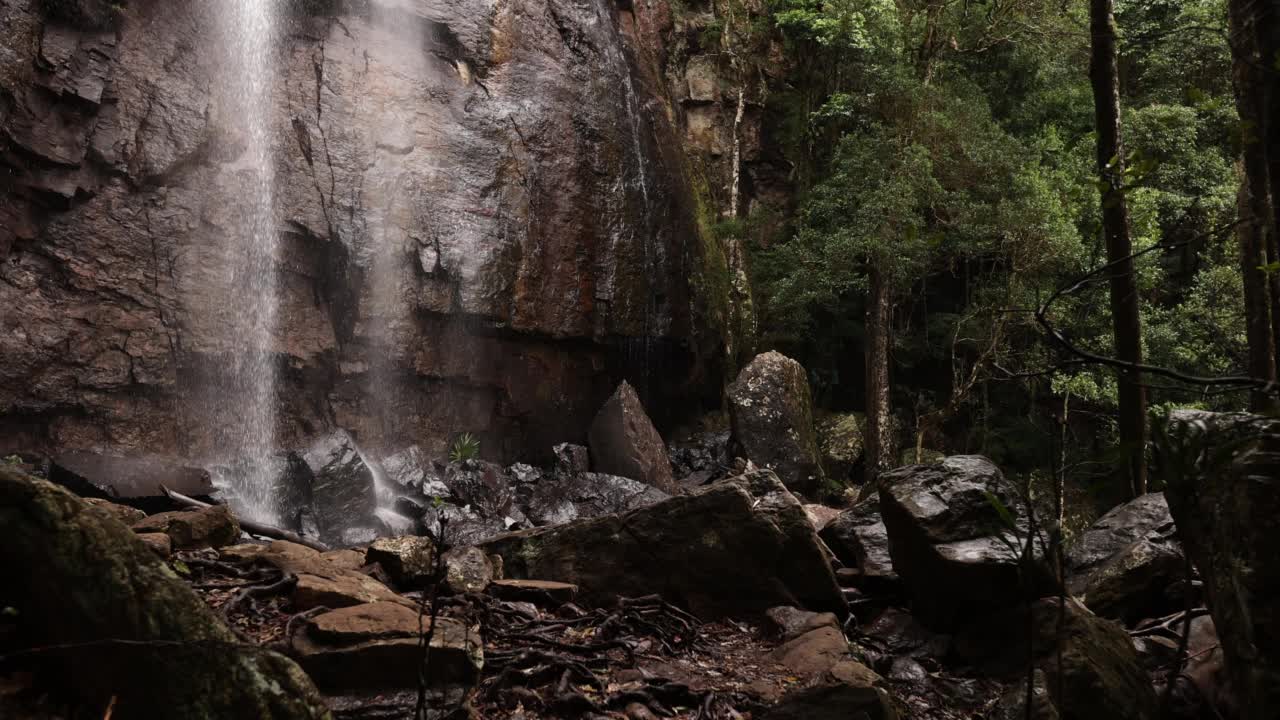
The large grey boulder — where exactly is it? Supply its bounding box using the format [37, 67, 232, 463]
[521, 470, 669, 526]
[727, 352, 827, 497]
[878, 456, 1052, 630]
[1162, 411, 1280, 720]
[301, 430, 379, 546]
[819, 497, 898, 589]
[587, 381, 678, 494]
[1066, 492, 1182, 623]
[481, 469, 845, 618]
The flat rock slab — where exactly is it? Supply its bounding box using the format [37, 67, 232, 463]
[220, 540, 412, 610]
[83, 497, 147, 525]
[820, 498, 898, 589]
[488, 579, 579, 603]
[293, 602, 482, 692]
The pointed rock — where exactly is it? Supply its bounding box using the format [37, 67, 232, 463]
[727, 352, 827, 497]
[588, 381, 677, 494]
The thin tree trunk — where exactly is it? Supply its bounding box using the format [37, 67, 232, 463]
[865, 264, 893, 483]
[1090, 0, 1148, 497]
[1255, 1, 1280, 246]
[1229, 0, 1279, 407]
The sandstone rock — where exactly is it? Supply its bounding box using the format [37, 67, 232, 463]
[83, 497, 146, 525]
[131, 504, 240, 549]
[820, 497, 898, 590]
[482, 469, 844, 618]
[588, 381, 677, 494]
[444, 546, 494, 595]
[765, 606, 841, 642]
[0, 468, 329, 719]
[49, 451, 214, 501]
[669, 427, 731, 480]
[320, 548, 367, 571]
[1066, 492, 1182, 623]
[292, 601, 482, 692]
[366, 536, 436, 589]
[762, 662, 896, 720]
[226, 540, 411, 610]
[137, 531, 173, 558]
[815, 411, 865, 484]
[489, 579, 580, 604]
[802, 504, 842, 532]
[878, 456, 1051, 630]
[957, 597, 1156, 720]
[301, 430, 378, 545]
[1163, 411, 1280, 720]
[727, 352, 827, 497]
[772, 626, 850, 676]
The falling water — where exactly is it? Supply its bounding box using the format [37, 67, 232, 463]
[211, 0, 281, 525]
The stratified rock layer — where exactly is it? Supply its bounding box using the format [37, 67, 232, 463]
[0, 0, 723, 462]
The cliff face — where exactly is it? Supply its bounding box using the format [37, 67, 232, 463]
[0, 0, 729, 461]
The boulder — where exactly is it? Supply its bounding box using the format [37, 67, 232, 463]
[48, 451, 214, 502]
[956, 597, 1156, 720]
[1065, 493, 1182, 623]
[820, 497, 898, 590]
[814, 411, 865, 484]
[772, 625, 850, 676]
[762, 659, 896, 720]
[587, 381, 678, 494]
[301, 431, 379, 545]
[444, 546, 494, 595]
[292, 601, 482, 692]
[131, 504, 240, 549]
[727, 352, 827, 497]
[521, 470, 669, 527]
[553, 443, 590, 474]
[765, 606, 842, 642]
[482, 470, 845, 618]
[379, 445, 449, 499]
[442, 460, 526, 527]
[1162, 411, 1280, 720]
[366, 536, 436, 589]
[83, 497, 147, 525]
[0, 468, 329, 719]
[668, 425, 731, 479]
[878, 456, 1052, 630]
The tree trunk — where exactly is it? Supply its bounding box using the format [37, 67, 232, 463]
[1230, 0, 1279, 408]
[1090, 0, 1148, 497]
[865, 263, 893, 483]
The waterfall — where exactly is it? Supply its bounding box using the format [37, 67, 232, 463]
[210, 0, 281, 525]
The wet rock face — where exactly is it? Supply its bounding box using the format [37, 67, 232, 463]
[877, 456, 1053, 631]
[301, 430, 379, 544]
[1162, 412, 1280, 720]
[0, 0, 719, 462]
[728, 352, 827, 497]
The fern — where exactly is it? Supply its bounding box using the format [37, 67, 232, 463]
[449, 433, 480, 463]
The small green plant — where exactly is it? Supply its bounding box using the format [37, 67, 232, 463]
[449, 433, 480, 463]
[3, 455, 22, 465]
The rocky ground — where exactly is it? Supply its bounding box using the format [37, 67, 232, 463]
[1, 363, 1270, 720]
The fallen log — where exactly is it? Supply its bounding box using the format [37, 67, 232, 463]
[161, 484, 330, 552]
[0, 467, 332, 719]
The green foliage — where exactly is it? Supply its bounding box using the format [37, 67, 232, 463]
[449, 433, 481, 463]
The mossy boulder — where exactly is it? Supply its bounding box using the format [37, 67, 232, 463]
[728, 352, 827, 497]
[0, 467, 331, 719]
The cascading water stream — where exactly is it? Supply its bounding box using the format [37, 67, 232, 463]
[212, 0, 282, 525]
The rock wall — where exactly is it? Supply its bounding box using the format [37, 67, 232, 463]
[0, 0, 729, 462]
